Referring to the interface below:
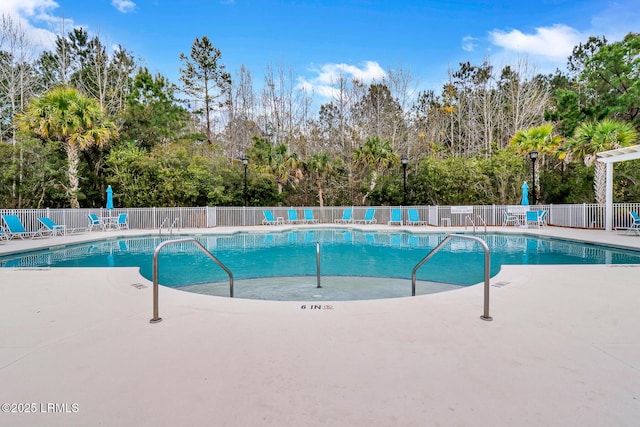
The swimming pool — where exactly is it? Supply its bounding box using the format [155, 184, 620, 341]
[2, 229, 640, 301]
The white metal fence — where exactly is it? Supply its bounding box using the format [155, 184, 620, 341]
[2, 203, 640, 232]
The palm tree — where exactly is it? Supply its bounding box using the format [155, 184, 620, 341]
[252, 141, 301, 194]
[307, 151, 335, 207]
[274, 144, 303, 194]
[353, 136, 399, 204]
[568, 119, 639, 203]
[510, 123, 564, 200]
[16, 86, 118, 208]
[510, 124, 564, 159]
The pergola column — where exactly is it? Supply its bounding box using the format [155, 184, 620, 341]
[605, 162, 613, 231]
[597, 144, 640, 232]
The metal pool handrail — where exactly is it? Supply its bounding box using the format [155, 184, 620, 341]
[476, 215, 487, 233]
[411, 234, 493, 321]
[464, 215, 487, 234]
[158, 217, 169, 234]
[150, 238, 234, 324]
[170, 217, 180, 234]
[316, 242, 322, 288]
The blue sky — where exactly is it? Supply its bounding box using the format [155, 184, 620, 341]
[2, 0, 639, 101]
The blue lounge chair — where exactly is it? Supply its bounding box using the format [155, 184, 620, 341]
[334, 208, 353, 224]
[616, 211, 640, 234]
[303, 209, 318, 224]
[355, 208, 377, 224]
[287, 209, 303, 224]
[37, 217, 67, 236]
[87, 213, 105, 231]
[263, 210, 276, 225]
[0, 226, 7, 241]
[388, 208, 403, 225]
[1, 214, 37, 239]
[114, 213, 129, 230]
[624, 211, 640, 235]
[407, 209, 426, 226]
[630, 211, 640, 231]
[262, 210, 283, 225]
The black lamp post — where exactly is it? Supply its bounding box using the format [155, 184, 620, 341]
[401, 155, 408, 205]
[241, 157, 248, 207]
[529, 150, 538, 205]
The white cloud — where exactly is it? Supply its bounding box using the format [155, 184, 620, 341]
[112, 0, 136, 14]
[488, 24, 583, 62]
[483, 1, 640, 75]
[316, 61, 386, 84]
[298, 61, 387, 100]
[0, 0, 58, 17]
[0, 0, 64, 50]
[462, 36, 478, 52]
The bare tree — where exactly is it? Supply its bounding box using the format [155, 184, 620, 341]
[0, 14, 39, 141]
[352, 83, 405, 150]
[409, 59, 550, 159]
[36, 17, 73, 88]
[498, 59, 549, 146]
[0, 14, 40, 207]
[260, 62, 290, 148]
[225, 65, 260, 159]
[383, 66, 417, 156]
[258, 62, 317, 159]
[84, 39, 135, 117]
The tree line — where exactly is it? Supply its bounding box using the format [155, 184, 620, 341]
[1, 15, 638, 208]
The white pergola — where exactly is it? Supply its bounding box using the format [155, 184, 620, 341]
[597, 144, 640, 231]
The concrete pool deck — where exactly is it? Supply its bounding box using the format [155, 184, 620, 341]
[0, 225, 639, 426]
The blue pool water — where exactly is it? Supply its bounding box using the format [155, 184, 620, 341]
[2, 229, 640, 300]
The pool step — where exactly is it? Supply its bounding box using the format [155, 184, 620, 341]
[176, 275, 463, 301]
